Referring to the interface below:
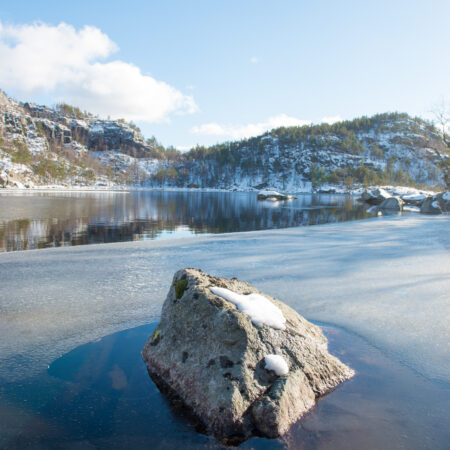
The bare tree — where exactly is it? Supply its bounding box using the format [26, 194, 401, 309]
[431, 99, 449, 146]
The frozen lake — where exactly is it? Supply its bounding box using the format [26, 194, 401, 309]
[0, 213, 449, 447]
[0, 214, 448, 382]
[0, 190, 378, 251]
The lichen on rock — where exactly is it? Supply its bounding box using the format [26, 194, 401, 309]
[142, 268, 354, 442]
[174, 278, 188, 299]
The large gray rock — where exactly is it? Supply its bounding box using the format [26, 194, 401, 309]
[142, 268, 354, 442]
[420, 197, 442, 215]
[433, 192, 450, 213]
[379, 196, 404, 211]
[359, 188, 391, 205]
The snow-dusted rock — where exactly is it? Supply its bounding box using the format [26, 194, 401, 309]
[257, 190, 297, 201]
[420, 197, 442, 215]
[142, 268, 353, 442]
[433, 192, 450, 213]
[359, 187, 392, 205]
[401, 193, 427, 205]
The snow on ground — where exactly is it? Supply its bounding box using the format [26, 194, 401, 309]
[210, 286, 286, 330]
[0, 215, 449, 383]
[401, 193, 426, 202]
[264, 354, 289, 376]
[258, 190, 283, 197]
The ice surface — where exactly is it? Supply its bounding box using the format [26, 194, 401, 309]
[264, 354, 289, 376]
[0, 215, 449, 383]
[210, 286, 286, 330]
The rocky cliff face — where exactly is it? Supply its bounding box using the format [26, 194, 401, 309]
[0, 91, 162, 187]
[22, 102, 151, 156]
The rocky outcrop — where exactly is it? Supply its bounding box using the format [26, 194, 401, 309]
[420, 197, 443, 214]
[379, 197, 404, 211]
[142, 268, 353, 442]
[359, 188, 391, 205]
[22, 102, 151, 157]
[433, 192, 450, 213]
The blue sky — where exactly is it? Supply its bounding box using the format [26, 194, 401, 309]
[0, 0, 449, 148]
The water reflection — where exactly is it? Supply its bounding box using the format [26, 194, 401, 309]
[0, 323, 447, 449]
[0, 191, 377, 252]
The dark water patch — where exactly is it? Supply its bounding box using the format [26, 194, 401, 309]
[0, 191, 380, 252]
[0, 322, 448, 449]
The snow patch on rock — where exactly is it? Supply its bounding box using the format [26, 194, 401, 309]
[264, 354, 289, 376]
[210, 286, 286, 330]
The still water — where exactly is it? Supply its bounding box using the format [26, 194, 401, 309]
[0, 322, 447, 449]
[0, 190, 378, 252]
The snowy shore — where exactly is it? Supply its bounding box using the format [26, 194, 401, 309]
[0, 214, 449, 382]
[0, 182, 440, 197]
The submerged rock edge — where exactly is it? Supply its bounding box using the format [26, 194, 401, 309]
[142, 268, 354, 441]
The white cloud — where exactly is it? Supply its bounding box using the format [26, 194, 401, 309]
[191, 114, 311, 140]
[321, 115, 343, 125]
[0, 21, 196, 122]
[250, 56, 259, 64]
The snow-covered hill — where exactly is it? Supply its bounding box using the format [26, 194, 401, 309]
[166, 113, 449, 191]
[0, 90, 448, 191]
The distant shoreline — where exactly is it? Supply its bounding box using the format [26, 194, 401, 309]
[0, 184, 440, 196]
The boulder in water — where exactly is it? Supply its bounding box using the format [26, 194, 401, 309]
[359, 188, 391, 205]
[379, 197, 404, 211]
[257, 190, 297, 201]
[420, 197, 442, 215]
[142, 268, 354, 442]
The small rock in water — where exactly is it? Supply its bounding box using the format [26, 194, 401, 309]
[142, 268, 354, 442]
[257, 190, 297, 201]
